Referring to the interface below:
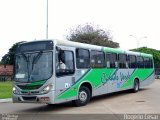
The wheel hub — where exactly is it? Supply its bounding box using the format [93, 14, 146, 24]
[79, 91, 87, 102]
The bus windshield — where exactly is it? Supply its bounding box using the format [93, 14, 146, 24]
[15, 51, 52, 83]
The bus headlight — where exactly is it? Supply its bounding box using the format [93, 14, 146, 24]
[13, 87, 20, 94]
[40, 84, 53, 94]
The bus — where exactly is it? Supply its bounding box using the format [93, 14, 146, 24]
[12, 39, 155, 106]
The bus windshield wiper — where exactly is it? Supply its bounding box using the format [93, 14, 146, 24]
[32, 51, 43, 70]
[22, 53, 28, 62]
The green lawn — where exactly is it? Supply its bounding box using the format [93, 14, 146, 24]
[0, 81, 12, 99]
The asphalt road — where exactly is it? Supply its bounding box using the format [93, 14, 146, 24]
[0, 80, 160, 119]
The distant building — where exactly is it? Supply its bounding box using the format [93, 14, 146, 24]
[0, 65, 13, 81]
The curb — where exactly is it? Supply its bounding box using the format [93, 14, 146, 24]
[0, 98, 12, 103]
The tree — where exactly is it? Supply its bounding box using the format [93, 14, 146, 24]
[0, 61, 3, 65]
[1, 41, 25, 65]
[66, 23, 119, 48]
[1, 54, 10, 65]
[131, 47, 160, 68]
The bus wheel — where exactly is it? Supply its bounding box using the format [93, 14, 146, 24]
[73, 86, 91, 107]
[46, 104, 54, 107]
[132, 79, 139, 93]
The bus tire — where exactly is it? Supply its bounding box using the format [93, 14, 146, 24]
[132, 79, 139, 93]
[46, 104, 54, 107]
[73, 86, 91, 107]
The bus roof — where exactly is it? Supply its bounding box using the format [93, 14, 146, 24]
[21, 39, 153, 58]
[54, 39, 153, 58]
[55, 39, 102, 50]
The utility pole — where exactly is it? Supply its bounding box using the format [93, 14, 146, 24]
[46, 0, 48, 39]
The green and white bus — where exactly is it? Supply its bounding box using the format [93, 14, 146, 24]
[12, 39, 155, 106]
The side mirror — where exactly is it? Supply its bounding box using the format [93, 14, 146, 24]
[56, 46, 66, 63]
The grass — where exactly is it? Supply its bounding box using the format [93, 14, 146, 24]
[0, 81, 12, 99]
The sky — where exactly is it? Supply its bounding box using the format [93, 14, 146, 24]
[0, 0, 160, 59]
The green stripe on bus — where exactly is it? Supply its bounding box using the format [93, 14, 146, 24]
[103, 47, 124, 54]
[56, 68, 92, 97]
[56, 69, 92, 99]
[56, 68, 116, 100]
[26, 80, 46, 86]
[121, 69, 154, 88]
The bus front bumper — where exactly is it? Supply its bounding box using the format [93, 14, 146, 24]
[12, 90, 55, 104]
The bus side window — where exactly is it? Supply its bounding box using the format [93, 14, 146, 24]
[56, 50, 75, 76]
[118, 54, 127, 69]
[137, 56, 144, 68]
[90, 50, 105, 68]
[106, 53, 117, 68]
[76, 48, 90, 68]
[144, 57, 153, 68]
[128, 55, 137, 68]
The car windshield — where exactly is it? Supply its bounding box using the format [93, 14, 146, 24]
[15, 51, 52, 82]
